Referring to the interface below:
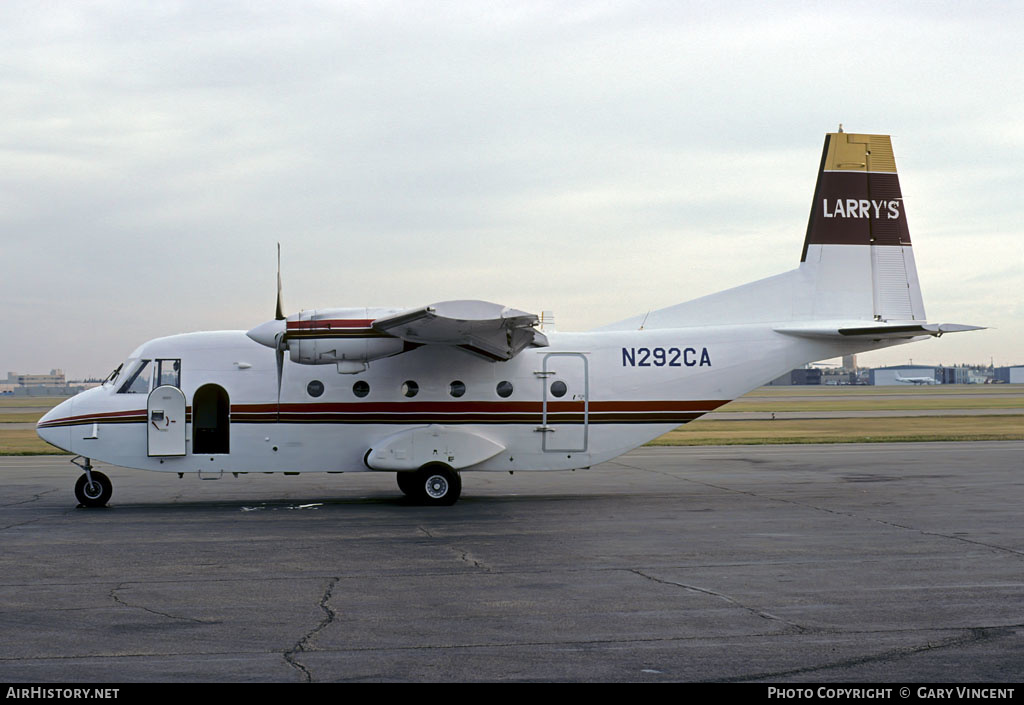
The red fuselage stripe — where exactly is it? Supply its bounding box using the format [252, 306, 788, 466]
[39, 399, 730, 428]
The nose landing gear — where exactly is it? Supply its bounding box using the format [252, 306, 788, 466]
[71, 456, 112, 508]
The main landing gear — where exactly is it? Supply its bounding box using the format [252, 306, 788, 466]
[71, 456, 112, 508]
[396, 464, 462, 506]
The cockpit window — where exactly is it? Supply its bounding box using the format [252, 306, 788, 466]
[155, 359, 181, 388]
[117, 359, 151, 394]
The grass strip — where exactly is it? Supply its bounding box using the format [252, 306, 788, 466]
[0, 413, 47, 424]
[720, 397, 1024, 412]
[649, 415, 1024, 446]
[0, 397, 69, 408]
[0, 429, 71, 455]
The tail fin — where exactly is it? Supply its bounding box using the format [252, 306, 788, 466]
[600, 130, 928, 331]
[801, 130, 925, 322]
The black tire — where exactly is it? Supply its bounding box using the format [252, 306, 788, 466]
[75, 471, 112, 508]
[396, 471, 418, 497]
[415, 464, 461, 506]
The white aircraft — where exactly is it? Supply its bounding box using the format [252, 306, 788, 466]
[894, 373, 938, 385]
[38, 130, 980, 507]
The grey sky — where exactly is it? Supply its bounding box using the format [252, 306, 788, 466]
[3, 1, 1022, 378]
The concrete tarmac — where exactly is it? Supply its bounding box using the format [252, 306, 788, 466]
[1, 443, 1022, 683]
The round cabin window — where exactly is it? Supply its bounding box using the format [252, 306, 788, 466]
[496, 380, 513, 398]
[352, 381, 370, 398]
[449, 381, 467, 398]
[306, 380, 325, 398]
[402, 380, 419, 398]
[550, 380, 567, 398]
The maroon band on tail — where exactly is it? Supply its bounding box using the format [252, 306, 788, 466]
[800, 133, 911, 262]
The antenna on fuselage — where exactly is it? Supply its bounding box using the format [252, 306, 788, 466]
[639, 310, 651, 330]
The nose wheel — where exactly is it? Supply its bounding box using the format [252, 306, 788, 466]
[71, 456, 112, 508]
[74, 471, 112, 507]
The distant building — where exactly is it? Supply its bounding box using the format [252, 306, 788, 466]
[820, 369, 858, 385]
[869, 365, 939, 386]
[5, 369, 87, 396]
[994, 366, 1024, 384]
[937, 366, 971, 385]
[7, 370, 66, 387]
[767, 368, 822, 385]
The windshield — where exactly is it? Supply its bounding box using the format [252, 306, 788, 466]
[117, 359, 151, 394]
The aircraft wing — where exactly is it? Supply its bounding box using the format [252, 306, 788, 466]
[372, 300, 549, 361]
[773, 322, 984, 340]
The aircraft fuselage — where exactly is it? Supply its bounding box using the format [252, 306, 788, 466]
[38, 324, 861, 476]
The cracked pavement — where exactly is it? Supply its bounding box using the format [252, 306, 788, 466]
[0, 443, 1022, 682]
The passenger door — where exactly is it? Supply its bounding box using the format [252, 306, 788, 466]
[147, 385, 187, 456]
[540, 352, 589, 453]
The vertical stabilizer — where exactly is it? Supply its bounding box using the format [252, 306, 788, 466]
[599, 130, 927, 332]
[801, 131, 925, 322]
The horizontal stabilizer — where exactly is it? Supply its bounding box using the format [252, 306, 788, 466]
[774, 322, 984, 340]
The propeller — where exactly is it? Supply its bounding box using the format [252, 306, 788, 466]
[274, 243, 286, 417]
[245, 244, 292, 419]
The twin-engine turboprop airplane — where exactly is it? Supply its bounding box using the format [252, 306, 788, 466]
[38, 130, 980, 507]
[895, 373, 938, 385]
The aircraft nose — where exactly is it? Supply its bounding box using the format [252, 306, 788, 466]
[36, 397, 74, 453]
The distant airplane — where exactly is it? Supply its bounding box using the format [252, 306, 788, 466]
[895, 373, 938, 385]
[37, 130, 981, 507]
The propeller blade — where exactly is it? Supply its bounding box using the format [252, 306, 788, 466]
[274, 244, 285, 420]
[275, 242, 285, 321]
[275, 340, 284, 421]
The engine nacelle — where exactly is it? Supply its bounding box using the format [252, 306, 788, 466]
[285, 308, 406, 373]
[288, 336, 406, 366]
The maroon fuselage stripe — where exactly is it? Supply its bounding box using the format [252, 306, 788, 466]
[39, 400, 730, 428]
[36, 409, 147, 428]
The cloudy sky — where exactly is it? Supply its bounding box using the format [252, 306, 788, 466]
[3, 1, 1022, 379]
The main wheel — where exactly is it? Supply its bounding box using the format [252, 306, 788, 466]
[415, 464, 461, 506]
[75, 471, 112, 508]
[396, 471, 418, 497]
